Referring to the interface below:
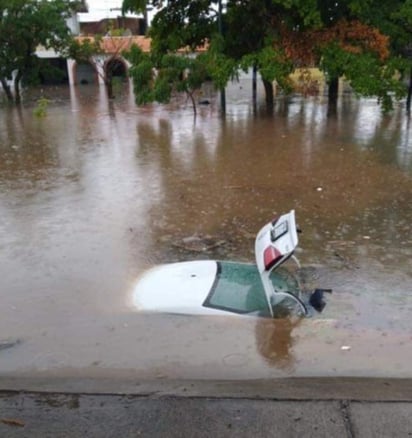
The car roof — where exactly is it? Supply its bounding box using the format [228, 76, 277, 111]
[133, 261, 219, 314]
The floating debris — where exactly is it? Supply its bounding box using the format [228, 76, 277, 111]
[172, 236, 226, 253]
[1, 418, 25, 428]
[0, 338, 22, 351]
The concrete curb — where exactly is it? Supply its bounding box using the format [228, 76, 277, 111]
[1, 377, 412, 400]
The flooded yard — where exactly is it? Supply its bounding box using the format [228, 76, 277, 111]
[1, 83, 412, 381]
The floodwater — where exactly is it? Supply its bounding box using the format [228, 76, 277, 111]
[1, 82, 412, 382]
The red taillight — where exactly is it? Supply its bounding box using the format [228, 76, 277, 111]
[264, 246, 282, 271]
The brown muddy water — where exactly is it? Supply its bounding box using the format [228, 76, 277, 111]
[1, 83, 412, 381]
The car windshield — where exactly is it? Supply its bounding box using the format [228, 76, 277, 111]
[202, 262, 302, 317]
[203, 262, 271, 316]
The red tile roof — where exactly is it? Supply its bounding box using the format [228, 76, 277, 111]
[75, 36, 207, 54]
[76, 36, 151, 53]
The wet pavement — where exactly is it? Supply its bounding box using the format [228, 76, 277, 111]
[1, 378, 412, 437]
[0, 394, 352, 438]
[1, 83, 412, 381]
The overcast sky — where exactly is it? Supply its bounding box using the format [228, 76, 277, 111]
[86, 0, 123, 12]
[80, 0, 140, 21]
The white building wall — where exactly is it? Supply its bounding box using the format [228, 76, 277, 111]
[67, 55, 131, 86]
[67, 12, 80, 35]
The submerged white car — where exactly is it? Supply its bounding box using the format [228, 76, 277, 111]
[133, 210, 330, 318]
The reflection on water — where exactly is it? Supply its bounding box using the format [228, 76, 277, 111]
[255, 318, 298, 371]
[1, 84, 412, 380]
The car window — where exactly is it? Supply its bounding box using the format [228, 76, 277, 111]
[271, 293, 306, 318]
[270, 269, 306, 318]
[203, 262, 271, 317]
[269, 267, 300, 296]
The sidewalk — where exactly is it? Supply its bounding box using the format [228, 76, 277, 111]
[1, 378, 412, 437]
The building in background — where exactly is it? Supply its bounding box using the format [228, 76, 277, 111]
[35, 0, 147, 87]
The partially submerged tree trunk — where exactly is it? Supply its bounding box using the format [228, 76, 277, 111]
[13, 71, 23, 104]
[0, 78, 14, 102]
[106, 78, 114, 100]
[0, 72, 22, 104]
[406, 66, 412, 115]
[187, 91, 197, 117]
[328, 76, 339, 108]
[252, 64, 257, 107]
[327, 76, 339, 116]
[262, 78, 274, 110]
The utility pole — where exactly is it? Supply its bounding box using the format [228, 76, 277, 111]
[218, 0, 226, 115]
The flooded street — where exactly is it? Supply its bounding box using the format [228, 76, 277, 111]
[1, 83, 412, 381]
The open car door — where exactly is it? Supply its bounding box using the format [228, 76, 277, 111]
[255, 210, 306, 317]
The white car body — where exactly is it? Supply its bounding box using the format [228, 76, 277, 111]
[133, 260, 226, 316]
[133, 210, 307, 318]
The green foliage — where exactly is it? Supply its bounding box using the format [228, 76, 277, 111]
[321, 43, 407, 111]
[351, 56, 406, 112]
[239, 43, 294, 95]
[344, 0, 412, 67]
[33, 97, 49, 118]
[125, 43, 218, 113]
[68, 36, 103, 64]
[123, 0, 411, 112]
[149, 0, 215, 54]
[274, 0, 321, 27]
[125, 45, 154, 104]
[121, 0, 147, 15]
[22, 58, 67, 86]
[319, 43, 347, 81]
[0, 0, 74, 102]
[242, 45, 294, 93]
[197, 35, 237, 89]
